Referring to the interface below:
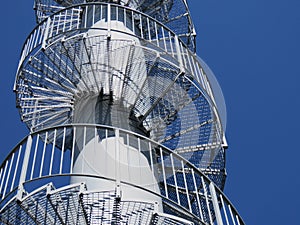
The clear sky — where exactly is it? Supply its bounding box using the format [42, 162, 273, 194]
[0, 1, 299, 224]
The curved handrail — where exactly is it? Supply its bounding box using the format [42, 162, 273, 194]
[14, 2, 225, 153]
[0, 124, 244, 225]
[33, 0, 196, 51]
[14, 3, 216, 111]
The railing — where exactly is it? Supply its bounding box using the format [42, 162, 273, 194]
[15, 3, 215, 110]
[0, 124, 244, 225]
[15, 2, 224, 156]
[33, 0, 196, 51]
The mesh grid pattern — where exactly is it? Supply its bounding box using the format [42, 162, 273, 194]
[0, 198, 36, 225]
[81, 191, 117, 224]
[120, 201, 154, 224]
[0, 184, 197, 225]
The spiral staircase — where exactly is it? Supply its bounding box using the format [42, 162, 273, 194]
[0, 1, 245, 224]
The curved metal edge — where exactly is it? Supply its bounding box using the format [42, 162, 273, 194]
[14, 2, 195, 91]
[33, 0, 197, 51]
[15, 30, 224, 141]
[1, 173, 202, 224]
[0, 124, 244, 224]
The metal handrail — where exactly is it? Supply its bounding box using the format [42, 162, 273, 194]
[33, 0, 196, 51]
[14, 3, 214, 109]
[0, 124, 244, 225]
[14, 2, 225, 155]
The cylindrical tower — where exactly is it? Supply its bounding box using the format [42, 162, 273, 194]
[0, 1, 245, 224]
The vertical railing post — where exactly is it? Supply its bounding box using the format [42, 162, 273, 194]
[107, 4, 111, 38]
[209, 182, 224, 225]
[42, 17, 51, 50]
[17, 135, 33, 199]
[115, 129, 120, 186]
[174, 35, 185, 73]
[201, 176, 213, 224]
[18, 135, 32, 186]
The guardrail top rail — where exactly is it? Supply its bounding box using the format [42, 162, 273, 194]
[14, 3, 226, 195]
[0, 124, 244, 225]
[15, 2, 224, 144]
[33, 0, 196, 51]
[16, 3, 211, 101]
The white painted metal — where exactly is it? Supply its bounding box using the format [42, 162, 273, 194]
[71, 132, 162, 210]
[210, 182, 224, 225]
[0, 124, 245, 224]
[18, 135, 32, 187]
[0, 1, 245, 224]
[2, 154, 13, 200]
[10, 147, 22, 192]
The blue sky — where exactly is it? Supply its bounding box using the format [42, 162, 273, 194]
[0, 0, 299, 224]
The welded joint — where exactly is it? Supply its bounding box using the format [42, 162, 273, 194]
[16, 185, 25, 202]
[222, 135, 228, 149]
[42, 17, 51, 50]
[154, 201, 159, 213]
[179, 69, 186, 76]
[28, 56, 33, 63]
[79, 182, 87, 194]
[61, 36, 66, 43]
[46, 183, 54, 197]
[83, 32, 88, 40]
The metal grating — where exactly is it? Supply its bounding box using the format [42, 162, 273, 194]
[0, 183, 197, 225]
